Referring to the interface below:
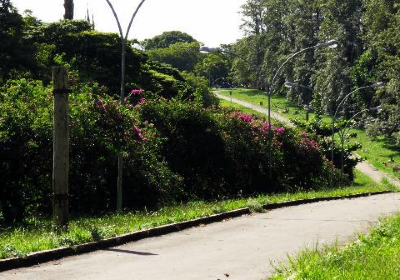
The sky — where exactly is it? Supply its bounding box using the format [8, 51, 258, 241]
[11, 0, 247, 48]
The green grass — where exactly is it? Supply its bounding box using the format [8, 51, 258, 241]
[216, 88, 400, 180]
[219, 99, 266, 119]
[0, 170, 395, 260]
[217, 88, 316, 122]
[270, 209, 400, 280]
[347, 129, 400, 178]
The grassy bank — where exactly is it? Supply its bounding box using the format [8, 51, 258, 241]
[217, 88, 400, 179]
[0, 170, 394, 260]
[217, 88, 311, 121]
[347, 129, 400, 178]
[270, 209, 400, 280]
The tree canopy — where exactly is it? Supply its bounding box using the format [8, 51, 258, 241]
[234, 0, 400, 143]
[142, 30, 198, 50]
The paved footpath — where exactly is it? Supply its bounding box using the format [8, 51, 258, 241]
[216, 91, 400, 188]
[216, 93, 294, 126]
[2, 193, 400, 280]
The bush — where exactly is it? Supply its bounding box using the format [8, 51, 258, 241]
[141, 100, 341, 199]
[1, 79, 344, 224]
[0, 79, 182, 223]
[293, 118, 360, 180]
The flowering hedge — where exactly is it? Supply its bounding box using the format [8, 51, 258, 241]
[0, 79, 182, 223]
[141, 101, 344, 199]
[0, 79, 344, 223]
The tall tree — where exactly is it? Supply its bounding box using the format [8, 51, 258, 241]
[143, 31, 197, 50]
[314, 0, 364, 114]
[362, 0, 400, 141]
[0, 0, 36, 83]
[147, 42, 201, 72]
[286, 0, 323, 105]
[64, 0, 74, 20]
[239, 0, 268, 88]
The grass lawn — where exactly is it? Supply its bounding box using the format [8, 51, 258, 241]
[347, 129, 400, 178]
[217, 88, 400, 179]
[217, 88, 313, 121]
[269, 209, 400, 280]
[219, 99, 266, 119]
[0, 170, 394, 260]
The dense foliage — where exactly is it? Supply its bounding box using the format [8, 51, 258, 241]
[142, 31, 198, 50]
[235, 0, 400, 145]
[0, 78, 343, 224]
[0, 1, 347, 224]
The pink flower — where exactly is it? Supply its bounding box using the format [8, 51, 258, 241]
[139, 97, 146, 104]
[96, 98, 107, 112]
[299, 137, 319, 152]
[133, 126, 142, 135]
[262, 121, 271, 131]
[131, 89, 144, 95]
[132, 126, 149, 142]
[239, 113, 253, 122]
[275, 127, 285, 133]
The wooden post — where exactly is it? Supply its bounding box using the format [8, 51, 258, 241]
[52, 67, 70, 230]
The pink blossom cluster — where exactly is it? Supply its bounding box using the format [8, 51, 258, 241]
[238, 113, 253, 122]
[261, 122, 285, 134]
[133, 126, 149, 142]
[135, 97, 146, 108]
[262, 121, 271, 131]
[96, 98, 107, 112]
[131, 89, 144, 95]
[299, 137, 319, 152]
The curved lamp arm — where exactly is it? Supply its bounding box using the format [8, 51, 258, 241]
[332, 86, 370, 121]
[268, 40, 338, 96]
[269, 46, 315, 95]
[331, 82, 384, 167]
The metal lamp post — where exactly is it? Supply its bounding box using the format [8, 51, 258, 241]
[266, 40, 338, 131]
[331, 82, 384, 168]
[106, 0, 147, 211]
[266, 40, 338, 176]
[337, 106, 381, 173]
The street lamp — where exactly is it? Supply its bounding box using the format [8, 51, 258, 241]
[337, 106, 381, 173]
[266, 40, 338, 176]
[331, 82, 385, 167]
[266, 40, 339, 132]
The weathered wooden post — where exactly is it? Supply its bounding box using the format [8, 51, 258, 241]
[52, 66, 70, 230]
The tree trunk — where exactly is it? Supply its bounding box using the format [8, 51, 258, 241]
[64, 0, 74, 20]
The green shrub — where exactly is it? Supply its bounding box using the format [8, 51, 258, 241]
[0, 79, 182, 223]
[0, 79, 344, 224]
[293, 118, 360, 180]
[141, 100, 341, 200]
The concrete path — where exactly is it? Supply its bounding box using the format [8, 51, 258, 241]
[216, 93, 293, 126]
[2, 193, 400, 280]
[356, 161, 400, 188]
[216, 91, 400, 188]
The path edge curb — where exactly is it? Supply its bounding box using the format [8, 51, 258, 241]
[0, 190, 394, 272]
